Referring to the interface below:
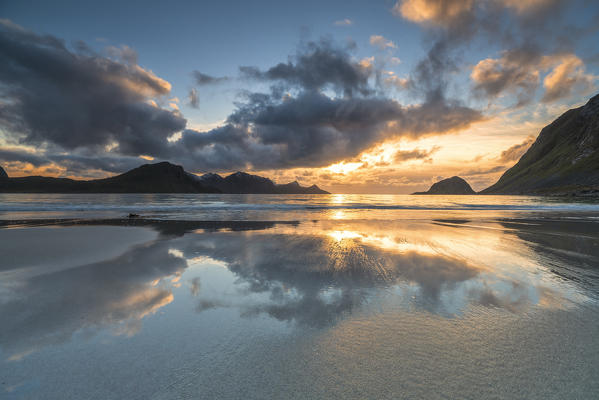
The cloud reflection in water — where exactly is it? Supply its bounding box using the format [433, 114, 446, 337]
[0, 218, 595, 361]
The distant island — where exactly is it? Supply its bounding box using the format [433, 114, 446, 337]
[0, 162, 329, 194]
[481, 93, 599, 196]
[413, 176, 476, 195]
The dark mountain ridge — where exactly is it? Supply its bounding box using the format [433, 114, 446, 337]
[481, 93, 599, 195]
[197, 171, 329, 194]
[0, 162, 218, 193]
[0, 162, 329, 194]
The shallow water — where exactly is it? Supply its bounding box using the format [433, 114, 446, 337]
[1, 193, 599, 220]
[1, 195, 598, 399]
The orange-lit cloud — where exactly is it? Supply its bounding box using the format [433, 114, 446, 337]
[471, 52, 597, 105]
[392, 0, 474, 26]
[393, 0, 558, 26]
[542, 54, 596, 102]
[369, 35, 397, 50]
[498, 136, 534, 162]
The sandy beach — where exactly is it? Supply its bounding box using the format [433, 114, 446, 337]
[1, 207, 598, 399]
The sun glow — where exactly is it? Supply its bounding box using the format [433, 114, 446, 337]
[328, 230, 362, 242]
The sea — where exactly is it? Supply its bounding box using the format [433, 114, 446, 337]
[1, 194, 598, 399]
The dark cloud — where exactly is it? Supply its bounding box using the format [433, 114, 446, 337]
[0, 20, 185, 157]
[165, 38, 482, 171]
[0, 148, 46, 166]
[169, 89, 482, 170]
[239, 38, 372, 96]
[471, 48, 543, 107]
[192, 71, 229, 85]
[499, 136, 534, 163]
[0, 22, 482, 174]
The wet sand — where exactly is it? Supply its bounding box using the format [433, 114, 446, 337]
[1, 216, 598, 399]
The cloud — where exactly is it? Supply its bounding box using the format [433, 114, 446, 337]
[392, 0, 475, 26]
[394, 146, 440, 163]
[0, 25, 483, 174]
[393, 0, 558, 26]
[384, 74, 410, 90]
[190, 277, 201, 296]
[334, 18, 353, 26]
[471, 51, 596, 105]
[188, 88, 199, 108]
[192, 71, 229, 85]
[541, 54, 596, 102]
[0, 20, 185, 158]
[369, 35, 397, 50]
[106, 44, 138, 65]
[460, 165, 506, 176]
[471, 48, 542, 106]
[165, 39, 482, 171]
[499, 0, 558, 15]
[498, 136, 534, 162]
[392, 0, 583, 114]
[0, 147, 148, 177]
[170, 88, 482, 170]
[239, 38, 372, 97]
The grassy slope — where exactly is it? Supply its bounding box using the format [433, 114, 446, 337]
[482, 94, 599, 195]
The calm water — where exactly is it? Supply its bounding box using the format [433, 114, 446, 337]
[1, 194, 598, 399]
[1, 193, 599, 220]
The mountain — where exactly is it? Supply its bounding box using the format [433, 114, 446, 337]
[276, 181, 328, 194]
[482, 94, 599, 195]
[413, 176, 476, 195]
[197, 171, 329, 194]
[0, 162, 219, 193]
[0, 162, 329, 194]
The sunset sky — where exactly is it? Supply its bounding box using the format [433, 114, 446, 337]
[1, 0, 598, 193]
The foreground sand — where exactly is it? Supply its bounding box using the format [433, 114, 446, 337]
[1, 216, 598, 399]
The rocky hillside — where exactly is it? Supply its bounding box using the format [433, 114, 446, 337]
[482, 94, 599, 195]
[413, 176, 476, 195]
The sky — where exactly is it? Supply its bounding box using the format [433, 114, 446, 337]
[1, 0, 598, 193]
